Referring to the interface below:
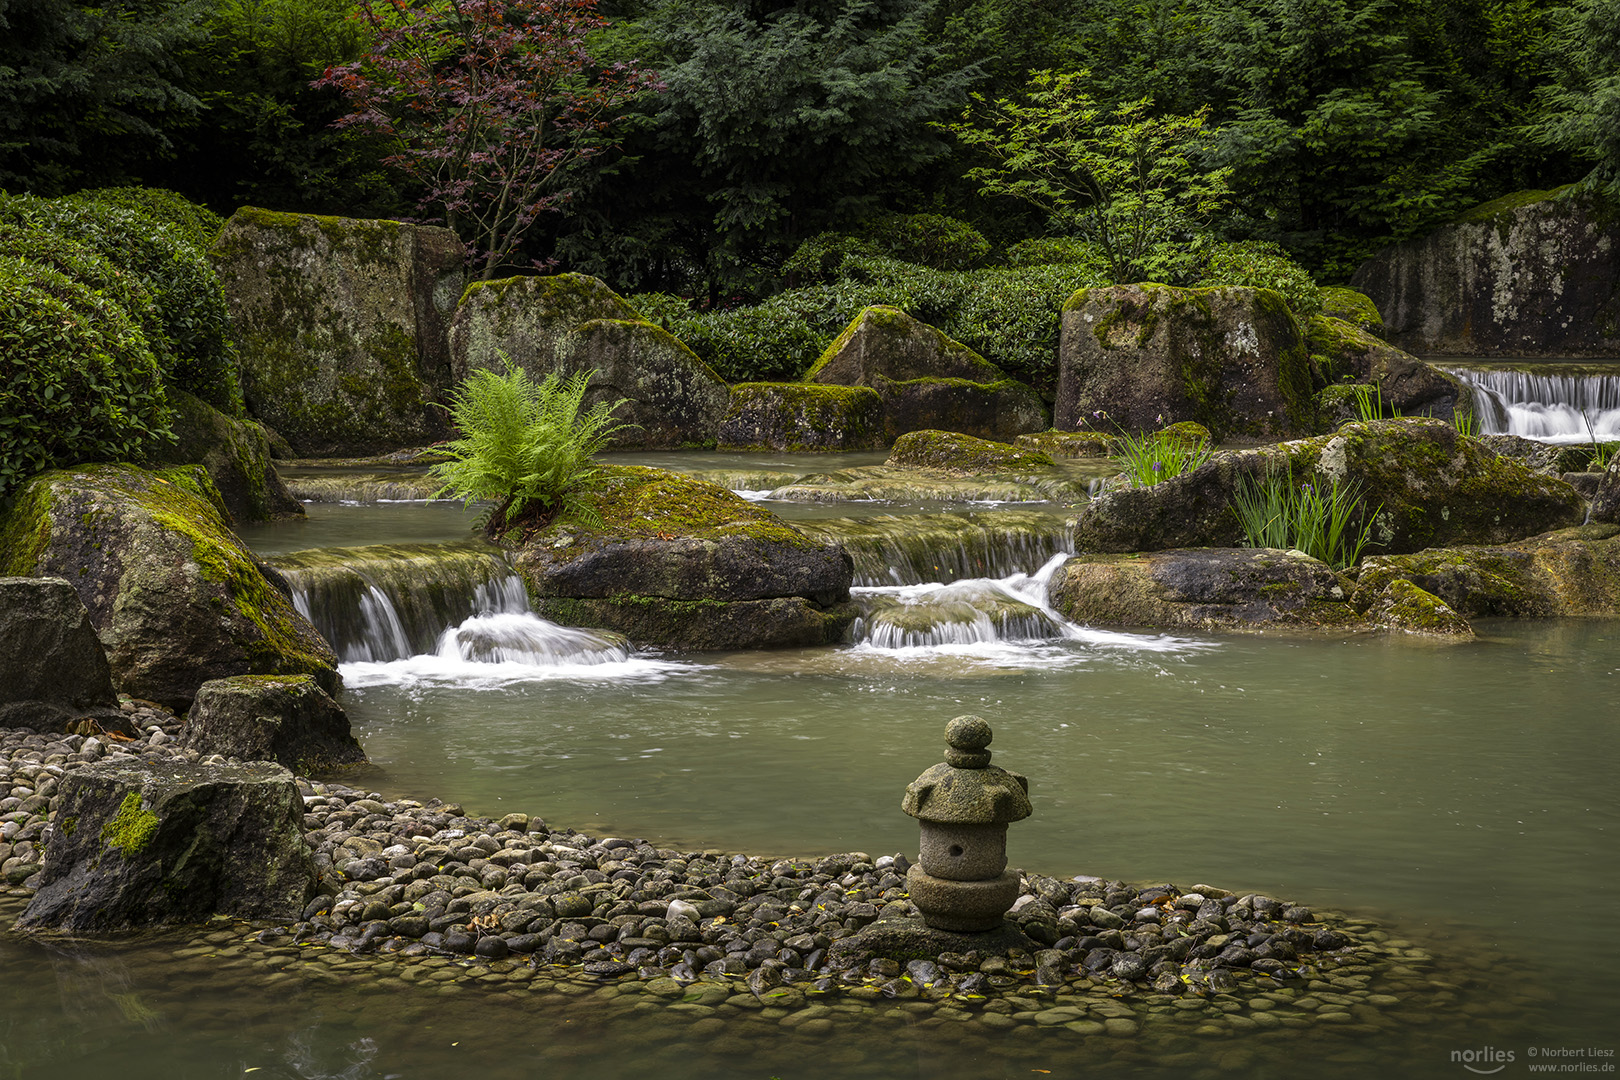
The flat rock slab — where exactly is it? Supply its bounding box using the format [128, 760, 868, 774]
[18, 758, 315, 932]
[183, 674, 366, 774]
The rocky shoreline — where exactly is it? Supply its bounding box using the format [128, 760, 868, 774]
[1, 704, 1538, 1055]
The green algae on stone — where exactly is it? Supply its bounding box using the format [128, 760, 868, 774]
[100, 792, 159, 857]
[717, 382, 886, 452]
[1318, 287, 1384, 337]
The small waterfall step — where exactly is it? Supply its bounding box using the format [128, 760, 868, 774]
[799, 510, 1076, 587]
[1441, 362, 1620, 442]
[269, 541, 529, 662]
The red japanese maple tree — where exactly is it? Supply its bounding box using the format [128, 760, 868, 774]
[316, 0, 659, 277]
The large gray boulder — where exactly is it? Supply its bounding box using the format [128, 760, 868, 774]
[0, 577, 131, 733]
[1351, 188, 1620, 357]
[183, 674, 366, 774]
[1055, 284, 1318, 439]
[0, 464, 339, 711]
[511, 467, 855, 649]
[1305, 317, 1469, 421]
[211, 208, 466, 456]
[716, 383, 886, 451]
[17, 759, 315, 931]
[1070, 418, 1586, 557]
[807, 306, 1047, 441]
[145, 389, 303, 523]
[449, 274, 729, 448]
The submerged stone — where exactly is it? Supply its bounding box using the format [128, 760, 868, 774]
[18, 758, 315, 931]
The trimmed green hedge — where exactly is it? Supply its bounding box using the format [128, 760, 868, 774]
[75, 186, 228, 255]
[0, 192, 242, 413]
[1195, 240, 1323, 316]
[0, 255, 173, 500]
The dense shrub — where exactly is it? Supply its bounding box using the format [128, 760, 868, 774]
[1194, 240, 1323, 316]
[1005, 237, 1109, 269]
[0, 221, 168, 357]
[859, 213, 990, 271]
[75, 186, 228, 254]
[0, 256, 173, 500]
[0, 192, 242, 414]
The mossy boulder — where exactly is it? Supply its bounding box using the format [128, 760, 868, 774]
[1591, 453, 1620, 525]
[1354, 577, 1475, 636]
[183, 674, 366, 775]
[17, 758, 315, 931]
[211, 208, 466, 456]
[886, 431, 1054, 474]
[145, 390, 302, 523]
[511, 466, 855, 650]
[0, 464, 339, 711]
[1319, 287, 1385, 337]
[0, 576, 131, 734]
[807, 306, 1047, 441]
[717, 383, 886, 451]
[1055, 283, 1318, 440]
[1047, 548, 1369, 633]
[1306, 316, 1469, 420]
[1013, 430, 1116, 458]
[450, 275, 726, 448]
[1350, 525, 1620, 618]
[1069, 418, 1586, 557]
[1351, 187, 1620, 357]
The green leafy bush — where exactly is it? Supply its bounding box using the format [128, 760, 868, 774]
[1005, 237, 1109, 268]
[0, 256, 173, 501]
[430, 359, 630, 535]
[0, 192, 242, 414]
[74, 187, 227, 254]
[858, 213, 990, 271]
[0, 221, 167, 357]
[1195, 240, 1323, 316]
[1232, 469, 1380, 570]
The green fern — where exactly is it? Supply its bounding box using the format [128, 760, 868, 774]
[430, 357, 631, 535]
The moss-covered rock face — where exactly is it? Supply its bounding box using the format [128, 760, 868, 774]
[1046, 548, 1371, 633]
[210, 208, 466, 456]
[1055, 284, 1318, 440]
[0, 576, 130, 733]
[450, 276, 725, 448]
[1351, 187, 1620, 357]
[1351, 525, 1620, 618]
[1070, 418, 1586, 558]
[806, 307, 1047, 441]
[0, 463, 339, 711]
[717, 383, 886, 451]
[769, 465, 1092, 505]
[509, 466, 855, 650]
[145, 390, 303, 523]
[1306, 315, 1469, 422]
[1319, 287, 1385, 337]
[886, 430, 1055, 474]
[1591, 452, 1620, 525]
[1014, 430, 1116, 458]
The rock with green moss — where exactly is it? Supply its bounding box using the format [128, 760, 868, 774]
[0, 577, 132, 734]
[1591, 454, 1620, 525]
[511, 466, 855, 649]
[1013, 430, 1116, 458]
[807, 306, 1047, 440]
[0, 463, 339, 710]
[17, 758, 315, 931]
[183, 674, 366, 774]
[1306, 315, 1468, 421]
[1354, 577, 1475, 637]
[1352, 187, 1620, 357]
[145, 390, 303, 522]
[1319, 287, 1385, 337]
[450, 275, 727, 448]
[1070, 418, 1586, 557]
[886, 430, 1054, 474]
[1056, 283, 1318, 439]
[1048, 548, 1369, 633]
[717, 383, 886, 451]
[211, 208, 464, 456]
[1349, 525, 1620, 618]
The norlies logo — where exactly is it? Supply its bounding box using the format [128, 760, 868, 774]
[1454, 1047, 1517, 1074]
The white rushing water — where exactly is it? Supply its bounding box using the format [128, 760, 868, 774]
[1441, 365, 1620, 442]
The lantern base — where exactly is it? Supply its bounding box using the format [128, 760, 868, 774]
[906, 865, 1021, 932]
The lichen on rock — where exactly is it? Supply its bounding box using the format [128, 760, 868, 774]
[717, 382, 886, 451]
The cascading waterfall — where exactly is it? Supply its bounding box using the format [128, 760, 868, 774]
[1441, 364, 1620, 442]
[269, 541, 629, 668]
[799, 511, 1077, 587]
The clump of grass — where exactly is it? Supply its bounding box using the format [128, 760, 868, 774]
[1451, 407, 1480, 439]
[1581, 410, 1619, 469]
[1351, 382, 1399, 423]
[1232, 466, 1381, 570]
[430, 356, 631, 537]
[1102, 414, 1212, 486]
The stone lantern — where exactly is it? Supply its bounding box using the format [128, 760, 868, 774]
[902, 715, 1031, 932]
